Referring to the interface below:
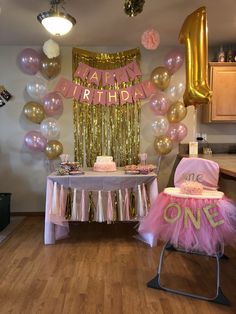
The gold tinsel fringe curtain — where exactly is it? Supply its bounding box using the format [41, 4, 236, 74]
[72, 48, 141, 167]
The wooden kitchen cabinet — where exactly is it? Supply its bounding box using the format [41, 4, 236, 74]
[202, 62, 236, 122]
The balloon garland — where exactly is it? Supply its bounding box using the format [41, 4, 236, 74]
[146, 7, 210, 168]
[19, 6, 209, 167]
[19, 40, 64, 161]
[146, 49, 186, 158]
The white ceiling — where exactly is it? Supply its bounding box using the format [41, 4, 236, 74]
[0, 0, 235, 48]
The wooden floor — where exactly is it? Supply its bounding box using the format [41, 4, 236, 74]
[0, 217, 236, 314]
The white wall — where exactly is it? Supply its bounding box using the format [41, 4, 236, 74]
[197, 108, 236, 143]
[0, 45, 235, 212]
[0, 46, 73, 212]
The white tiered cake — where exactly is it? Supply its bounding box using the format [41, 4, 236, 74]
[93, 156, 117, 172]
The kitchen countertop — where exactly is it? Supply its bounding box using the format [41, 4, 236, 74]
[183, 154, 236, 178]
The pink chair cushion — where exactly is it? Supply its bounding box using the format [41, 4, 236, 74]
[174, 157, 219, 190]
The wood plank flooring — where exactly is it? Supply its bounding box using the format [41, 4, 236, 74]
[0, 217, 236, 314]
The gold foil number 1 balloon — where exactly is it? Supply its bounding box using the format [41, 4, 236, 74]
[179, 6, 212, 107]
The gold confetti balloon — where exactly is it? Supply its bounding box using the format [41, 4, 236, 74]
[154, 135, 173, 155]
[151, 66, 171, 91]
[40, 54, 61, 80]
[45, 140, 63, 160]
[23, 101, 45, 124]
[167, 101, 187, 123]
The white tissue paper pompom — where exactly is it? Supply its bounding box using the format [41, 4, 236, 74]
[43, 39, 60, 59]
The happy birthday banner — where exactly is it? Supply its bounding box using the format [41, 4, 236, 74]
[54, 59, 157, 105]
[75, 61, 142, 86]
[54, 77, 156, 105]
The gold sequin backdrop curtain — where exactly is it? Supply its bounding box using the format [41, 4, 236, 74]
[72, 48, 141, 167]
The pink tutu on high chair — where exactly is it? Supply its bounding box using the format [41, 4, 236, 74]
[138, 157, 236, 255]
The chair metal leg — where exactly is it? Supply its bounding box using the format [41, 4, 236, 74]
[165, 243, 176, 251]
[165, 243, 229, 260]
[220, 254, 229, 260]
[147, 242, 230, 306]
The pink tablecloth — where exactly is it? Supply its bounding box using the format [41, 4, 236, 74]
[44, 169, 158, 244]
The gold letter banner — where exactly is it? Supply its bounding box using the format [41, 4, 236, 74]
[163, 203, 224, 229]
[72, 48, 142, 167]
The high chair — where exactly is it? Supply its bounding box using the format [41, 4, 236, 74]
[139, 157, 236, 305]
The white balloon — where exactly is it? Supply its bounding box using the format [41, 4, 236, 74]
[166, 82, 185, 103]
[43, 39, 60, 59]
[40, 118, 60, 140]
[26, 78, 48, 101]
[151, 116, 169, 137]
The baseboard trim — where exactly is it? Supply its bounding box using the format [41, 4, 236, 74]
[11, 212, 45, 217]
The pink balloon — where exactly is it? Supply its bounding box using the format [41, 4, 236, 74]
[19, 48, 41, 75]
[24, 131, 47, 152]
[43, 92, 63, 116]
[167, 123, 188, 142]
[149, 92, 170, 115]
[164, 50, 184, 75]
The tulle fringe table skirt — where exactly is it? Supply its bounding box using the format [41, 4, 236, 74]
[138, 192, 236, 255]
[44, 173, 158, 244]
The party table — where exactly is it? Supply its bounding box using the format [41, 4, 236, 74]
[44, 168, 158, 244]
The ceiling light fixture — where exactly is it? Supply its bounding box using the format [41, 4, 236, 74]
[37, 0, 76, 36]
